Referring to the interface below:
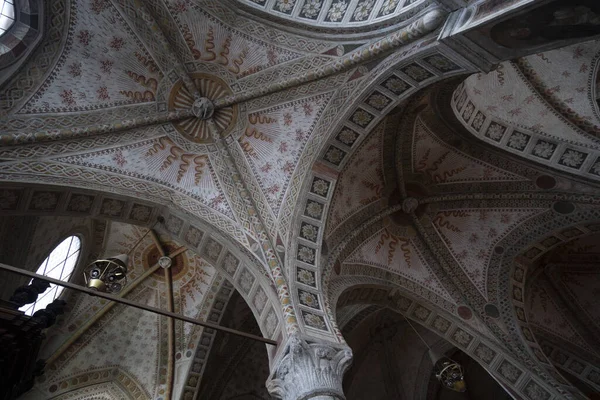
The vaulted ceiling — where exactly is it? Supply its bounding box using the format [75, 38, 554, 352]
[2, 0, 600, 399]
[456, 41, 600, 180]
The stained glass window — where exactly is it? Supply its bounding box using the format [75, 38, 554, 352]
[0, 0, 15, 37]
[20, 236, 82, 316]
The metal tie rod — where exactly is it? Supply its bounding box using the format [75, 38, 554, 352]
[0, 263, 277, 346]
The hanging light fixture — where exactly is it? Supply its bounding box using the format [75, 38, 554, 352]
[429, 348, 466, 392]
[83, 255, 128, 293]
[404, 316, 467, 392]
[83, 217, 164, 293]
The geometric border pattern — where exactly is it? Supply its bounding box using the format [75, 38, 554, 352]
[452, 82, 600, 181]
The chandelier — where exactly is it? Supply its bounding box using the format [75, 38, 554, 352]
[83, 255, 128, 293]
[82, 217, 164, 293]
[430, 349, 466, 392]
[404, 316, 467, 392]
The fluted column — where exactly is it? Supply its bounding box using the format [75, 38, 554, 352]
[267, 335, 352, 400]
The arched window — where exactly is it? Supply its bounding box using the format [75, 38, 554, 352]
[20, 236, 82, 316]
[0, 0, 15, 37]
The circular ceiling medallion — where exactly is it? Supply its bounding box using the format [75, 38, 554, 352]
[536, 175, 556, 189]
[457, 305, 473, 320]
[484, 304, 500, 319]
[191, 97, 215, 120]
[402, 197, 419, 214]
[168, 73, 238, 143]
[334, 260, 341, 275]
[158, 256, 172, 269]
[144, 242, 188, 280]
[553, 201, 575, 215]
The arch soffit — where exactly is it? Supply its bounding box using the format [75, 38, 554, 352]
[227, 0, 438, 40]
[41, 366, 149, 400]
[452, 50, 600, 183]
[321, 80, 600, 327]
[0, 182, 285, 341]
[334, 283, 567, 400]
[311, 88, 539, 335]
[295, 76, 600, 398]
[495, 207, 600, 398]
[284, 38, 480, 340]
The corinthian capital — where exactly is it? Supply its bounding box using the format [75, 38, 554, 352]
[266, 335, 353, 400]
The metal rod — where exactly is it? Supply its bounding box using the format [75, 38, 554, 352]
[164, 265, 176, 399]
[46, 245, 190, 365]
[149, 229, 166, 256]
[0, 263, 278, 346]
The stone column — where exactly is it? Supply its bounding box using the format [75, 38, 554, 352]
[266, 335, 353, 400]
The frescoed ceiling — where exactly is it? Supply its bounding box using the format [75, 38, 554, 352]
[2, 0, 600, 398]
[456, 40, 600, 180]
[0, 0, 371, 256]
[35, 221, 219, 399]
[324, 94, 552, 312]
[320, 79, 600, 375]
[233, 0, 429, 31]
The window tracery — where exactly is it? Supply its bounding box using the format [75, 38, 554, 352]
[20, 235, 81, 316]
[0, 0, 15, 36]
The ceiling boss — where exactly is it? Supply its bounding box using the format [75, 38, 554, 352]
[168, 73, 238, 143]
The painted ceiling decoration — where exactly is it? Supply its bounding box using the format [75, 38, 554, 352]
[2, 0, 600, 399]
[234, 0, 430, 31]
[456, 40, 600, 180]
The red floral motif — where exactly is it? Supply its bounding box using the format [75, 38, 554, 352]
[572, 46, 584, 59]
[97, 86, 110, 100]
[60, 90, 76, 106]
[77, 30, 93, 46]
[209, 194, 224, 208]
[91, 0, 110, 14]
[501, 94, 514, 102]
[580, 63, 588, 73]
[109, 37, 125, 51]
[266, 184, 280, 195]
[561, 70, 571, 78]
[295, 129, 304, 141]
[524, 95, 535, 104]
[260, 163, 272, 173]
[478, 210, 488, 221]
[283, 113, 292, 126]
[100, 60, 114, 74]
[112, 150, 126, 167]
[302, 103, 313, 117]
[282, 161, 294, 174]
[68, 62, 82, 78]
[174, 0, 188, 12]
[278, 142, 288, 153]
[508, 108, 522, 116]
